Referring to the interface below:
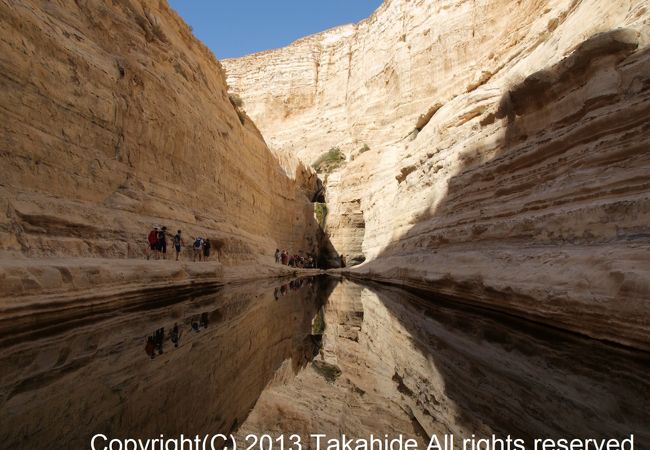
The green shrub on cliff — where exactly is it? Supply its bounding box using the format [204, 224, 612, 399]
[311, 308, 326, 335]
[314, 203, 328, 228]
[228, 93, 246, 124]
[312, 147, 345, 173]
[228, 93, 243, 107]
[312, 360, 342, 383]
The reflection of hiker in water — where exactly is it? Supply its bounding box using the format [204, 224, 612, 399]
[154, 327, 164, 354]
[280, 284, 288, 296]
[191, 318, 200, 332]
[171, 323, 180, 347]
[200, 312, 209, 329]
[274, 287, 280, 300]
[145, 336, 156, 359]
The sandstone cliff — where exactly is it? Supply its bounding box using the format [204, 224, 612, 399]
[0, 0, 332, 315]
[0, 0, 321, 270]
[224, 0, 650, 349]
[0, 279, 325, 449]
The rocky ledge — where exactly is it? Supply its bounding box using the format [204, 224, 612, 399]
[225, 0, 650, 350]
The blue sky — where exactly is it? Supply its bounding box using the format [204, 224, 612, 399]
[168, 0, 383, 59]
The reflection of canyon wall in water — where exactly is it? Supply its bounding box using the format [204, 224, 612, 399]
[224, 0, 650, 349]
[0, 0, 321, 265]
[1, 276, 647, 446]
[238, 279, 650, 443]
[0, 279, 326, 450]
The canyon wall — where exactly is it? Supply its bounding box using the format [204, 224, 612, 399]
[0, 0, 320, 269]
[237, 279, 650, 441]
[224, 0, 650, 349]
[0, 279, 325, 449]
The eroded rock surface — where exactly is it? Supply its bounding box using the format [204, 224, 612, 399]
[0, 278, 325, 449]
[0, 0, 321, 268]
[237, 279, 650, 442]
[224, 0, 650, 349]
[1, 275, 647, 447]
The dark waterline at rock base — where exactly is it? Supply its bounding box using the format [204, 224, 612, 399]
[0, 276, 647, 449]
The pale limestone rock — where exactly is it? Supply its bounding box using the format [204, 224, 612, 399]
[224, 0, 650, 348]
[237, 279, 650, 440]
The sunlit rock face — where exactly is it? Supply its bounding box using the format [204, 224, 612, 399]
[224, 0, 650, 349]
[236, 279, 650, 442]
[0, 279, 325, 449]
[0, 0, 320, 264]
[1, 275, 647, 447]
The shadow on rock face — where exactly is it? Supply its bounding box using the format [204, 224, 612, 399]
[230, 276, 649, 442]
[0, 275, 334, 450]
[368, 29, 650, 348]
[351, 278, 650, 441]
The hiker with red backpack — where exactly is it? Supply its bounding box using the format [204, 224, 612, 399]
[147, 226, 159, 260]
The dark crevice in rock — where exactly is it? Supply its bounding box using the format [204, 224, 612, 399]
[415, 102, 443, 132]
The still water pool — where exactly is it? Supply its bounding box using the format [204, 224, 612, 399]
[0, 276, 647, 449]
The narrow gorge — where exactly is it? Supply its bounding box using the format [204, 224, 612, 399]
[0, 0, 325, 325]
[0, 0, 648, 448]
[224, 0, 650, 350]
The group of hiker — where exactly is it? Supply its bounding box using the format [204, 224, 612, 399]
[274, 277, 313, 299]
[147, 226, 324, 267]
[145, 312, 210, 359]
[274, 249, 316, 268]
[147, 226, 212, 262]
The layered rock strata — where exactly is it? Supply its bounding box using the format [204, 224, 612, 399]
[237, 279, 650, 441]
[0, 0, 321, 271]
[224, 0, 650, 349]
[0, 278, 326, 449]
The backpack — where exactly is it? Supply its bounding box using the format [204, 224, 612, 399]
[193, 238, 203, 249]
[148, 230, 158, 245]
